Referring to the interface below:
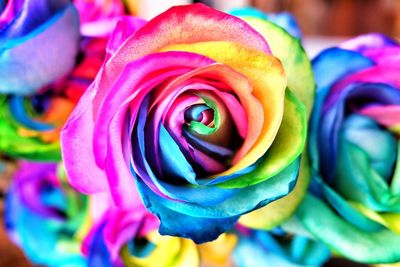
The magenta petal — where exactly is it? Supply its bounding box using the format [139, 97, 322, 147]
[92, 52, 214, 169]
[61, 83, 109, 194]
[359, 105, 400, 128]
[105, 16, 147, 60]
[331, 66, 400, 98]
[340, 33, 398, 54]
[363, 47, 400, 66]
[105, 107, 142, 208]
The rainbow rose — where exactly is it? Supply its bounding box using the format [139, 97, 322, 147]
[83, 196, 197, 267]
[62, 4, 313, 242]
[0, 37, 107, 160]
[0, 0, 80, 95]
[84, 195, 236, 267]
[234, 226, 330, 267]
[294, 34, 400, 264]
[5, 161, 89, 267]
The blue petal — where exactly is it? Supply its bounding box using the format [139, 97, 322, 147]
[136, 177, 239, 244]
[9, 95, 54, 130]
[139, 158, 299, 218]
[134, 159, 300, 242]
[309, 48, 374, 176]
[5, 186, 86, 267]
[159, 125, 196, 184]
[233, 230, 329, 267]
[230, 8, 302, 39]
[88, 224, 112, 267]
[0, 4, 80, 95]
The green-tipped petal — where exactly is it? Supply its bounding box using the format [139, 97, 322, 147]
[237, 16, 315, 117]
[296, 194, 400, 264]
[219, 89, 307, 188]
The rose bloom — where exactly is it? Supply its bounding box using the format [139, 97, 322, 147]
[0, 0, 80, 95]
[84, 193, 237, 267]
[233, 226, 330, 267]
[84, 202, 198, 267]
[5, 162, 88, 267]
[0, 37, 107, 161]
[62, 4, 313, 243]
[294, 34, 400, 264]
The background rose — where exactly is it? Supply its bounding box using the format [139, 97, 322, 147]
[291, 34, 400, 264]
[0, 0, 80, 95]
[0, 37, 107, 161]
[74, 0, 125, 37]
[5, 161, 88, 267]
[84, 195, 236, 267]
[84, 204, 199, 267]
[62, 4, 312, 243]
[230, 8, 302, 39]
[233, 226, 330, 267]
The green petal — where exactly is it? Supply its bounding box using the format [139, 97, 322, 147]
[239, 152, 311, 229]
[219, 88, 307, 188]
[390, 141, 400, 195]
[296, 194, 400, 264]
[238, 16, 315, 117]
[0, 95, 61, 160]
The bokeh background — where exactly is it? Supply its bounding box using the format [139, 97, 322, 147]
[1, 0, 399, 266]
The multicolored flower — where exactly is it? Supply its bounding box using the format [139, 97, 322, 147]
[234, 226, 330, 267]
[5, 161, 89, 267]
[84, 205, 200, 267]
[61, 4, 313, 243]
[294, 34, 400, 264]
[0, 36, 107, 160]
[0, 0, 80, 95]
[84, 193, 236, 267]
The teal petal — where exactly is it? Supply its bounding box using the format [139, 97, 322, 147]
[295, 194, 400, 264]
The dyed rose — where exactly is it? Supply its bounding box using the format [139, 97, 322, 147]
[234, 226, 330, 267]
[74, 0, 125, 37]
[0, 0, 80, 95]
[294, 34, 400, 264]
[84, 202, 198, 267]
[85, 195, 237, 267]
[62, 4, 313, 242]
[0, 37, 107, 160]
[5, 162, 88, 267]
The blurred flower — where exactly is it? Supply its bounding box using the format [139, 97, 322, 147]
[230, 8, 302, 39]
[5, 161, 89, 267]
[234, 226, 330, 267]
[83, 194, 197, 267]
[0, 35, 107, 161]
[0, 0, 80, 95]
[84, 192, 237, 267]
[74, 0, 125, 37]
[294, 33, 400, 264]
